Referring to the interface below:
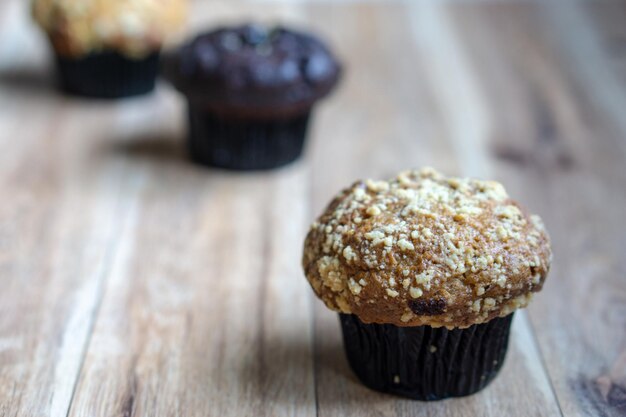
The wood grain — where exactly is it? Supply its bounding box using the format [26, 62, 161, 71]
[1, 0, 625, 416]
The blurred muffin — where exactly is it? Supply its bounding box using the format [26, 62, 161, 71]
[302, 168, 552, 400]
[33, 0, 186, 98]
[163, 24, 342, 170]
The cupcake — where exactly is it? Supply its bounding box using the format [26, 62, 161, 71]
[302, 168, 552, 400]
[32, 0, 186, 98]
[163, 24, 342, 171]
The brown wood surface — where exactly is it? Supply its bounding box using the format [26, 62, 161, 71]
[1, 1, 625, 416]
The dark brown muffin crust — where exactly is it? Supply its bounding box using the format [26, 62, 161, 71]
[302, 168, 552, 328]
[163, 24, 341, 118]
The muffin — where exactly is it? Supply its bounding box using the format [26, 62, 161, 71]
[302, 168, 552, 400]
[32, 0, 186, 98]
[163, 24, 342, 170]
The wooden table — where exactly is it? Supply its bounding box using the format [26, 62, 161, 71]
[1, 0, 625, 416]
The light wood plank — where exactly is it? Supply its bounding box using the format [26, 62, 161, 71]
[68, 134, 317, 416]
[0, 3, 143, 417]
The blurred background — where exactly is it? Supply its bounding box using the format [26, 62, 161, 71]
[1, 0, 625, 416]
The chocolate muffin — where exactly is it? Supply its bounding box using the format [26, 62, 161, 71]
[32, 0, 186, 98]
[163, 24, 342, 170]
[302, 168, 552, 400]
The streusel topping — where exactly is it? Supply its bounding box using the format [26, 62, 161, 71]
[302, 168, 551, 328]
[33, 0, 187, 57]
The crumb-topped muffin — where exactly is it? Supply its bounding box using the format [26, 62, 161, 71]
[303, 168, 552, 399]
[32, 0, 187, 97]
[303, 167, 551, 328]
[163, 24, 342, 170]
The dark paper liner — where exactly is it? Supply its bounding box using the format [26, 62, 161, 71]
[339, 313, 514, 400]
[55, 51, 159, 98]
[187, 105, 310, 171]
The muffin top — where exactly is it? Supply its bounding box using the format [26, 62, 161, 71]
[163, 24, 342, 118]
[302, 168, 552, 329]
[32, 0, 187, 58]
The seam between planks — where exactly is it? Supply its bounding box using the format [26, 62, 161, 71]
[256, 189, 272, 414]
[307, 163, 320, 417]
[62, 162, 141, 417]
[524, 314, 565, 417]
[312, 304, 320, 417]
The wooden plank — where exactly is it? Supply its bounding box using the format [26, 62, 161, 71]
[0, 107, 123, 417]
[0, 9, 139, 417]
[67, 136, 316, 416]
[586, 1, 626, 90]
[309, 3, 562, 416]
[0, 2, 148, 417]
[450, 2, 626, 416]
